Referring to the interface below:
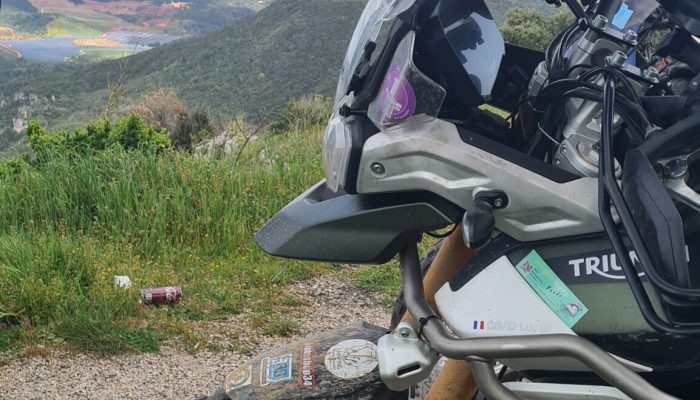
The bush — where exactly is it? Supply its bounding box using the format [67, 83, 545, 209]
[269, 94, 332, 134]
[0, 156, 31, 178]
[133, 89, 214, 151]
[25, 114, 171, 161]
[173, 108, 213, 151]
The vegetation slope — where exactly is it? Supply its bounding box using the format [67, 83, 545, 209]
[0, 108, 327, 355]
[0, 0, 366, 143]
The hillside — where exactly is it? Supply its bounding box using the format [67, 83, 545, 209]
[0, 0, 558, 155]
[0, 0, 271, 37]
[0, 0, 366, 151]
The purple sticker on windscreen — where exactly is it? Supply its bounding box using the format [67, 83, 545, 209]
[377, 65, 416, 123]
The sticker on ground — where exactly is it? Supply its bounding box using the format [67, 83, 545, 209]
[324, 339, 378, 380]
[299, 342, 316, 389]
[260, 354, 292, 386]
[225, 364, 252, 392]
[515, 250, 589, 327]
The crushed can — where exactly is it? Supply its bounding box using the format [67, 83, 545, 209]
[140, 286, 182, 305]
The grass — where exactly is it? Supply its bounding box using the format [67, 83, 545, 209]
[0, 126, 328, 354]
[354, 264, 403, 308]
[77, 48, 130, 62]
[46, 15, 109, 37]
[353, 237, 442, 308]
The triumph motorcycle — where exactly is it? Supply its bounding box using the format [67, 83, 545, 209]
[203, 0, 700, 398]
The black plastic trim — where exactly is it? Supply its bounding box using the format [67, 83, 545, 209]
[457, 127, 581, 184]
[255, 181, 463, 264]
[341, 116, 377, 195]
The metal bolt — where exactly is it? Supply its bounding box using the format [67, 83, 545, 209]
[560, 146, 568, 156]
[399, 327, 411, 338]
[624, 30, 638, 44]
[370, 162, 385, 175]
[493, 198, 504, 208]
[643, 67, 660, 81]
[607, 51, 628, 68]
[664, 159, 689, 180]
[591, 15, 608, 30]
[554, 158, 561, 166]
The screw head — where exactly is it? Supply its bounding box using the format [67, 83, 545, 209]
[398, 327, 411, 338]
[592, 15, 608, 29]
[493, 198, 504, 208]
[370, 162, 385, 175]
[624, 30, 638, 43]
[643, 67, 660, 81]
[554, 158, 561, 166]
[664, 159, 689, 180]
[608, 51, 628, 68]
[561, 145, 568, 155]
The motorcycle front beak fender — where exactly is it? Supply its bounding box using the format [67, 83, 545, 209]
[254, 180, 462, 264]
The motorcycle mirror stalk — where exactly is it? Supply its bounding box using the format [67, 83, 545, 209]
[461, 191, 508, 249]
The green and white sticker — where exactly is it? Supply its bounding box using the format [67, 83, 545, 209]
[515, 250, 588, 327]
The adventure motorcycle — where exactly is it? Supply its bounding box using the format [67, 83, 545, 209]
[204, 0, 700, 398]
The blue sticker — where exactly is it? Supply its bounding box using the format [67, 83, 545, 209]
[261, 354, 292, 385]
[612, 3, 634, 29]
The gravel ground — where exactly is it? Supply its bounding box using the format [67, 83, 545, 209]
[0, 273, 391, 400]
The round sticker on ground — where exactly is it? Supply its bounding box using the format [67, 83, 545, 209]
[324, 339, 378, 380]
[224, 364, 252, 392]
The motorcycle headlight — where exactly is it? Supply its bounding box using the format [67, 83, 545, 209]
[322, 114, 353, 192]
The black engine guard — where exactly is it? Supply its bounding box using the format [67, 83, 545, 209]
[254, 181, 462, 264]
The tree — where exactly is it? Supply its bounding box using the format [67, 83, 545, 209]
[133, 89, 213, 151]
[172, 108, 213, 151]
[501, 8, 575, 51]
[133, 89, 187, 136]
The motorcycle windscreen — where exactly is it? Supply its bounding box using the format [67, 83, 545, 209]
[438, 0, 505, 101]
[334, 0, 415, 106]
[367, 31, 446, 130]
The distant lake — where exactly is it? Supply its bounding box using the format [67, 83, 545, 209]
[0, 32, 176, 62]
[106, 31, 179, 47]
[0, 37, 81, 62]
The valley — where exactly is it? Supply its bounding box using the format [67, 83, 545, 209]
[0, 0, 270, 61]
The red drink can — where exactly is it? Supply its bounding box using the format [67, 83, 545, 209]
[140, 287, 182, 305]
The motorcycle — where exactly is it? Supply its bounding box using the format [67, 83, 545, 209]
[204, 0, 700, 398]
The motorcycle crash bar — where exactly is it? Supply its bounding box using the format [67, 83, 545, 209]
[398, 243, 679, 400]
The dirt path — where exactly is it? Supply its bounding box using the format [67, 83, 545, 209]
[0, 274, 391, 400]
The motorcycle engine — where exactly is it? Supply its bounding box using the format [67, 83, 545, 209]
[528, 14, 659, 178]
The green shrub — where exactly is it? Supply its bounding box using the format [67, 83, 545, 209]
[172, 108, 213, 151]
[269, 94, 332, 134]
[26, 114, 171, 161]
[0, 156, 30, 178]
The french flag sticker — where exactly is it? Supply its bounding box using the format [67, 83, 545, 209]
[473, 320, 485, 330]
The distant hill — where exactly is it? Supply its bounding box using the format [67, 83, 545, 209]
[0, 0, 559, 155]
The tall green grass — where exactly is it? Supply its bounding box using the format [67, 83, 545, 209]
[0, 128, 325, 354]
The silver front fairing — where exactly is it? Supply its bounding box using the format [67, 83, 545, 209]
[355, 119, 602, 242]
